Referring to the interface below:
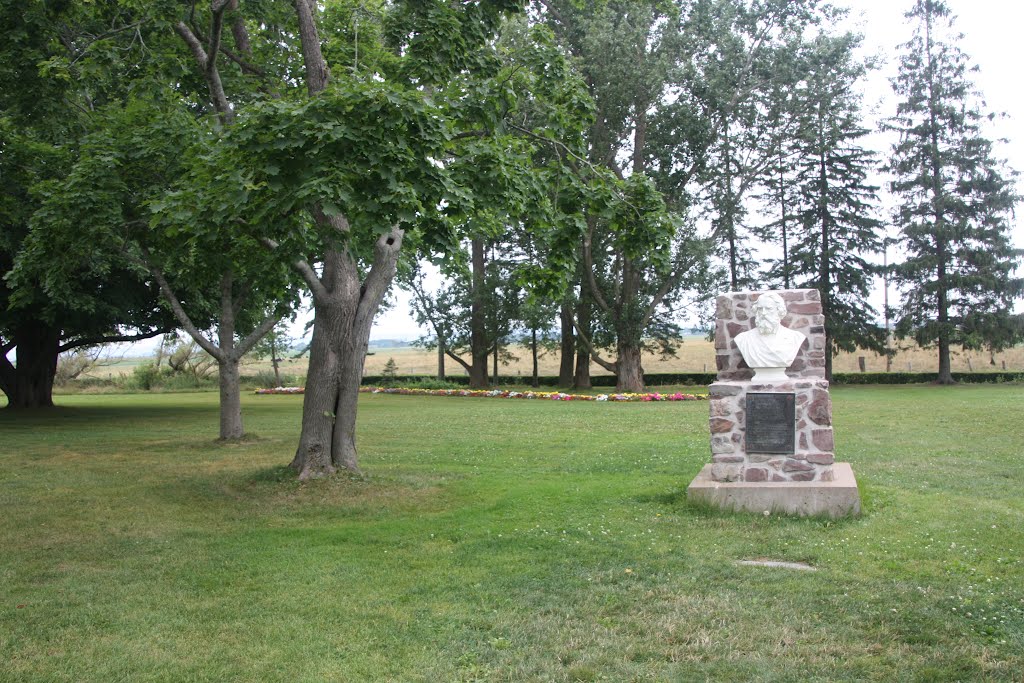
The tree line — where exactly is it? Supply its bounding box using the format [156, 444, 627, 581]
[2, 0, 1021, 477]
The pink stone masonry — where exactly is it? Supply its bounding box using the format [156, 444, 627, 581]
[707, 289, 835, 483]
[708, 380, 834, 483]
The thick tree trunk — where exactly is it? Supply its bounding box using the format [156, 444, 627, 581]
[615, 343, 644, 393]
[937, 333, 953, 385]
[291, 230, 403, 478]
[558, 302, 575, 387]
[330, 229, 402, 472]
[469, 238, 489, 389]
[1, 320, 60, 409]
[290, 289, 348, 479]
[218, 357, 244, 439]
[492, 344, 499, 385]
[936, 244, 954, 385]
[332, 326, 367, 473]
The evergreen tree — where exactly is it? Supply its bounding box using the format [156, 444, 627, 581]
[886, 0, 1022, 384]
[785, 32, 886, 379]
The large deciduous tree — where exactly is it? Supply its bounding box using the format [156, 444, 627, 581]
[538, 0, 823, 392]
[0, 1, 183, 409]
[886, 0, 1022, 384]
[166, 1, 572, 477]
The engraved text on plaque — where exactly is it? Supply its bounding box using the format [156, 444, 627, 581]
[745, 393, 796, 454]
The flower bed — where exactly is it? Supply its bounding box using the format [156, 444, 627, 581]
[255, 386, 708, 402]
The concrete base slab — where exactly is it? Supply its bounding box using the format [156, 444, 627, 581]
[686, 462, 861, 518]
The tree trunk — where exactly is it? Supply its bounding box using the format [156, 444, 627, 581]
[332, 320, 369, 474]
[290, 285, 348, 479]
[818, 143, 833, 383]
[0, 320, 60, 409]
[437, 339, 446, 379]
[937, 330, 953, 385]
[823, 331, 833, 382]
[531, 328, 539, 388]
[271, 337, 282, 387]
[469, 238, 488, 389]
[330, 230, 402, 472]
[558, 302, 575, 387]
[218, 357, 244, 439]
[492, 343, 499, 385]
[574, 293, 592, 389]
[616, 343, 644, 393]
[291, 230, 403, 478]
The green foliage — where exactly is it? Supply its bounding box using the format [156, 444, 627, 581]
[129, 362, 164, 391]
[886, 0, 1023, 375]
[773, 32, 886, 370]
[832, 371, 1024, 385]
[380, 357, 399, 386]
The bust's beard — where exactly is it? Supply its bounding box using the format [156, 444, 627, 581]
[756, 320, 779, 336]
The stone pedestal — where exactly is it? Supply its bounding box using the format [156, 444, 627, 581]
[687, 463, 861, 518]
[687, 289, 860, 518]
[708, 379, 834, 483]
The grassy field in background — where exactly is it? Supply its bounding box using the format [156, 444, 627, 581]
[2, 385, 1023, 681]
[83, 338, 1024, 383]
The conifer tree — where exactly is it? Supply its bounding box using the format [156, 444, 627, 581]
[886, 0, 1022, 384]
[785, 32, 885, 379]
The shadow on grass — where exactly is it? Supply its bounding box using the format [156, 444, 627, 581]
[0, 402, 215, 426]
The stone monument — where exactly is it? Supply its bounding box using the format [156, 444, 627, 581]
[686, 289, 861, 517]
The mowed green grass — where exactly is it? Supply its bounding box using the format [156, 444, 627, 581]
[1, 386, 1023, 682]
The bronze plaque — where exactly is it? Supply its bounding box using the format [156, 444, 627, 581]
[746, 393, 796, 454]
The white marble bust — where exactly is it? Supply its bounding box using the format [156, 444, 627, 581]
[734, 292, 807, 381]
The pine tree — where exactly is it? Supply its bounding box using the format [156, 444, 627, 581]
[785, 33, 886, 379]
[886, 0, 1023, 384]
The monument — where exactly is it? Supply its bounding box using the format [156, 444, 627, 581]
[686, 289, 861, 517]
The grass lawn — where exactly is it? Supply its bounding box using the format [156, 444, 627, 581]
[1, 385, 1023, 681]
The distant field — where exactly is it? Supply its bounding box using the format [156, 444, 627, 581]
[85, 338, 1024, 382]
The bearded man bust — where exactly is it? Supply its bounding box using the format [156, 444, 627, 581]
[734, 292, 807, 381]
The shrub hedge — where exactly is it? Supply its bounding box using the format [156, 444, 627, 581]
[360, 371, 1024, 387]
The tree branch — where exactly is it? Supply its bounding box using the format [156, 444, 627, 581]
[445, 349, 472, 374]
[144, 256, 225, 361]
[227, 0, 252, 56]
[218, 44, 268, 79]
[57, 328, 174, 354]
[259, 237, 328, 301]
[567, 310, 617, 374]
[294, 0, 330, 95]
[359, 227, 405, 313]
[174, 21, 209, 67]
[236, 310, 285, 358]
[581, 216, 613, 316]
